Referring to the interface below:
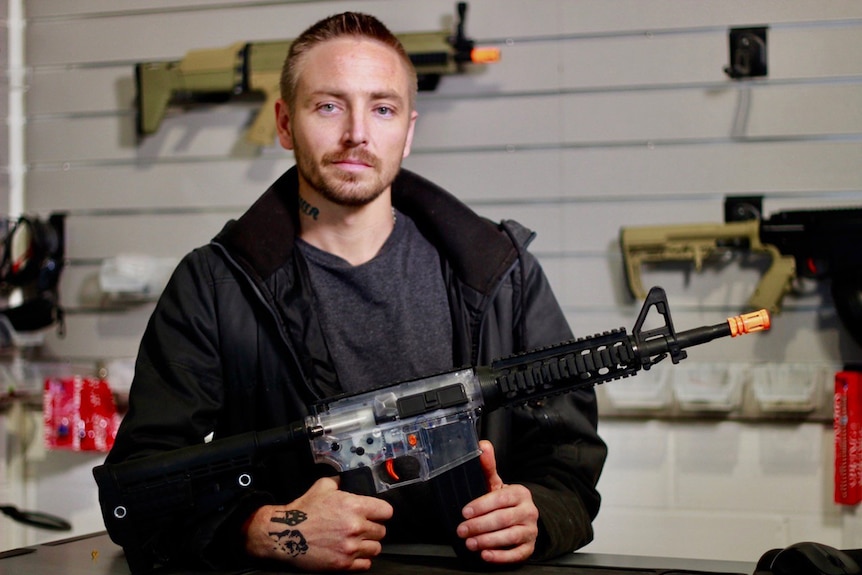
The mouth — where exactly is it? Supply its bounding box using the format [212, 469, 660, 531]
[324, 151, 378, 173]
[332, 158, 372, 172]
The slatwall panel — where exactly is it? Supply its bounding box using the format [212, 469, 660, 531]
[0, 0, 9, 211]
[21, 0, 862, 366]
[0, 0, 11, 544]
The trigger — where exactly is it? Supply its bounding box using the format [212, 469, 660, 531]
[385, 459, 399, 481]
[379, 456, 421, 485]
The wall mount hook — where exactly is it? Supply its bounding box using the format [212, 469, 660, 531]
[724, 26, 768, 79]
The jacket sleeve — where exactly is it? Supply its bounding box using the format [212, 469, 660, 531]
[108, 250, 224, 461]
[101, 248, 264, 570]
[485, 244, 608, 560]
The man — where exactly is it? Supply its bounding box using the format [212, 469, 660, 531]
[103, 11, 606, 572]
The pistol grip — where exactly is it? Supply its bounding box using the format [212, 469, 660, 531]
[339, 467, 377, 496]
[244, 79, 280, 147]
[430, 455, 489, 566]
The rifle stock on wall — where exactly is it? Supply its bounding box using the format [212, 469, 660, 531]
[620, 219, 796, 315]
[620, 197, 862, 346]
[135, 2, 499, 146]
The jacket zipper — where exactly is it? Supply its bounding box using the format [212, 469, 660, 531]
[211, 241, 323, 403]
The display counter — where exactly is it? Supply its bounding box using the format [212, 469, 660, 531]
[0, 532, 757, 575]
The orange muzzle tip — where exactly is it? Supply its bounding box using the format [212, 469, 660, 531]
[471, 47, 501, 64]
[727, 309, 771, 336]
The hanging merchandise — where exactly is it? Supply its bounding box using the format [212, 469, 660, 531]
[835, 369, 862, 505]
[0, 213, 66, 347]
[0, 504, 72, 531]
[99, 253, 178, 301]
[43, 375, 119, 452]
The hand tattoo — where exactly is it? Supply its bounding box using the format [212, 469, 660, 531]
[269, 509, 309, 557]
[274, 509, 307, 526]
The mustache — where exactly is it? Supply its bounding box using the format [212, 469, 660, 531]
[322, 150, 379, 168]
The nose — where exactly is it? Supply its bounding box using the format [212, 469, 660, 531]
[342, 110, 368, 147]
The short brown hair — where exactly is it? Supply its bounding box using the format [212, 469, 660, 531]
[280, 12, 418, 111]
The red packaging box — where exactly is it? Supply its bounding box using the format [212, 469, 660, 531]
[43, 376, 119, 452]
[835, 370, 862, 505]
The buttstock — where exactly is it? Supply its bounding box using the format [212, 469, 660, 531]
[244, 75, 280, 146]
[135, 62, 175, 136]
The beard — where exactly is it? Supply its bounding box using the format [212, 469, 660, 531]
[294, 146, 400, 208]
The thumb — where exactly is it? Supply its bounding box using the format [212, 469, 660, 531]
[312, 475, 341, 493]
[478, 440, 504, 491]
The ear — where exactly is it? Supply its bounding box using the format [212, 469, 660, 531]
[402, 110, 418, 159]
[275, 98, 295, 151]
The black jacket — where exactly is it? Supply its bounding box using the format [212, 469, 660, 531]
[104, 167, 607, 568]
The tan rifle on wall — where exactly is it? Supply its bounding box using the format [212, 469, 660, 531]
[135, 2, 499, 146]
[619, 196, 862, 346]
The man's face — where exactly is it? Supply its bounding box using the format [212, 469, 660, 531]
[276, 37, 417, 208]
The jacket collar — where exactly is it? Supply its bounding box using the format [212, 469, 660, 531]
[214, 166, 521, 295]
[391, 169, 522, 295]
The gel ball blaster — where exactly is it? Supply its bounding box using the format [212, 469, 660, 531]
[135, 2, 500, 146]
[620, 196, 862, 346]
[93, 287, 768, 573]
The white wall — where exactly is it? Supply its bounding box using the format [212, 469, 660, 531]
[3, 0, 862, 563]
[0, 0, 8, 213]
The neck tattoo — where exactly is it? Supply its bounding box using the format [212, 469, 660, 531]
[298, 196, 319, 220]
[297, 195, 396, 225]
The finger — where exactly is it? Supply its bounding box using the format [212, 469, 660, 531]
[479, 542, 535, 564]
[312, 475, 341, 493]
[465, 520, 535, 550]
[334, 533, 383, 571]
[356, 538, 384, 559]
[478, 440, 504, 491]
[359, 518, 388, 541]
[459, 502, 517, 537]
[346, 558, 373, 572]
[329, 479, 393, 523]
[353, 495, 394, 522]
[463, 483, 524, 521]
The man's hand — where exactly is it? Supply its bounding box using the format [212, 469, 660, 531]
[243, 476, 393, 571]
[456, 440, 539, 564]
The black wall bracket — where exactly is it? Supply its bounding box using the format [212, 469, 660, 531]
[724, 195, 764, 222]
[724, 27, 768, 79]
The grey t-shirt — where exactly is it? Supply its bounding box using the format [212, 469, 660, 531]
[296, 210, 453, 393]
